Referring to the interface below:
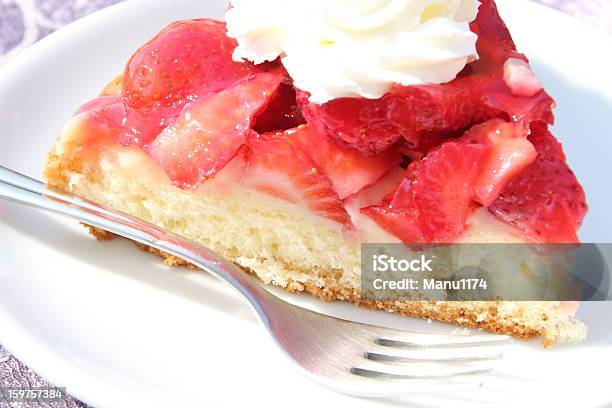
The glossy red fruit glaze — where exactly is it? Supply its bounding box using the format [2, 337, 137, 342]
[298, 0, 554, 156]
[72, 107, 119, 148]
[364, 138, 490, 243]
[75, 96, 125, 133]
[254, 82, 305, 133]
[489, 124, 588, 243]
[287, 125, 402, 200]
[76, 96, 175, 153]
[146, 71, 284, 189]
[243, 132, 352, 226]
[503, 58, 544, 98]
[362, 117, 537, 243]
[77, 96, 187, 147]
[470, 119, 536, 207]
[343, 167, 406, 238]
[344, 167, 406, 211]
[75, 95, 121, 117]
[123, 19, 268, 110]
[297, 90, 409, 155]
[120, 19, 278, 146]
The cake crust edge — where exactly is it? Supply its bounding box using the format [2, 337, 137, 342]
[84, 224, 575, 347]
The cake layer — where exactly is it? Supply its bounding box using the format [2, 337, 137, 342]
[45, 112, 587, 347]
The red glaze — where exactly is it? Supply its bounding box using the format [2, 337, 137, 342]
[71, 7, 587, 240]
[363, 119, 538, 243]
[364, 140, 488, 244]
[287, 125, 402, 200]
[244, 132, 352, 226]
[489, 124, 588, 243]
[123, 19, 271, 110]
[123, 19, 278, 146]
[147, 70, 284, 189]
[254, 82, 306, 133]
[470, 120, 536, 207]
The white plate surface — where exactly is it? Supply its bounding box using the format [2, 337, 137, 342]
[0, 1, 611, 407]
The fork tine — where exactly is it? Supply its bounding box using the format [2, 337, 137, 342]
[374, 334, 512, 349]
[364, 351, 503, 364]
[350, 366, 493, 380]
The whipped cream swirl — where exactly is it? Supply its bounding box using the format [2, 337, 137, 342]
[226, 0, 481, 104]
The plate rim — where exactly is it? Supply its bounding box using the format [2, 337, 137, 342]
[0, 1, 611, 407]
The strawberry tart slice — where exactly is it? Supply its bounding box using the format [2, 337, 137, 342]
[45, 0, 588, 346]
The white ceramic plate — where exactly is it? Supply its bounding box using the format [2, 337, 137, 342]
[0, 1, 611, 407]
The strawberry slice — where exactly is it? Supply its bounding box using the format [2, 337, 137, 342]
[527, 123, 566, 162]
[344, 167, 406, 240]
[297, 90, 410, 155]
[471, 120, 536, 207]
[503, 58, 544, 98]
[362, 118, 536, 243]
[287, 125, 402, 199]
[489, 125, 588, 243]
[344, 167, 406, 212]
[254, 82, 305, 133]
[243, 132, 351, 226]
[123, 19, 271, 111]
[119, 19, 279, 146]
[364, 139, 489, 243]
[147, 71, 283, 189]
[361, 205, 424, 243]
[298, 0, 554, 156]
[402, 141, 488, 242]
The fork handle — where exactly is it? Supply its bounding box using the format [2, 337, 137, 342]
[0, 166, 276, 323]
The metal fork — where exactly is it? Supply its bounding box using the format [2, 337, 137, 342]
[0, 166, 510, 397]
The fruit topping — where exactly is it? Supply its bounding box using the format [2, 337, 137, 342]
[364, 142, 487, 243]
[119, 19, 278, 146]
[147, 70, 284, 189]
[243, 132, 351, 226]
[362, 119, 536, 243]
[287, 125, 402, 199]
[343, 167, 406, 238]
[344, 167, 406, 211]
[297, 90, 410, 155]
[471, 120, 536, 206]
[123, 19, 270, 110]
[254, 82, 305, 133]
[489, 124, 588, 243]
[503, 58, 544, 98]
[70, 11, 587, 244]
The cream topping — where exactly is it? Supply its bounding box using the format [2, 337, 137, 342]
[226, 0, 481, 103]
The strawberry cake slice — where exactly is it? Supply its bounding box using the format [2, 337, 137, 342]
[45, 0, 588, 346]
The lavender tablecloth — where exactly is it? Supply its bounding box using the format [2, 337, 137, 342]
[0, 1, 611, 407]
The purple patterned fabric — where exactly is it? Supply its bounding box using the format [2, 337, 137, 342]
[537, 0, 612, 33]
[0, 1, 610, 407]
[0, 0, 123, 62]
